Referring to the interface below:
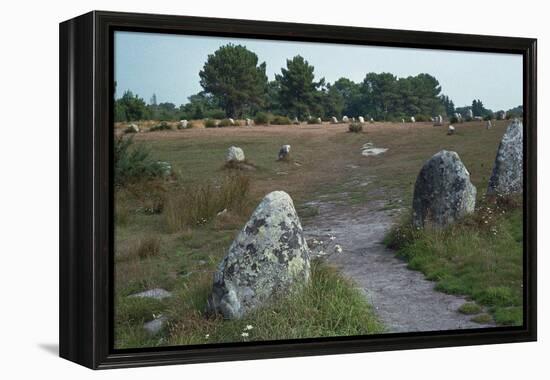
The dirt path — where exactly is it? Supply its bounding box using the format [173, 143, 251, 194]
[303, 198, 493, 333]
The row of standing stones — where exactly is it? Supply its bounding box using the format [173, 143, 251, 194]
[131, 120, 522, 332]
[201, 119, 523, 320]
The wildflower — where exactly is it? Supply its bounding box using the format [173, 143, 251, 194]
[245, 325, 254, 330]
[335, 245, 343, 253]
[205, 334, 210, 339]
[329, 236, 336, 241]
[241, 332, 249, 338]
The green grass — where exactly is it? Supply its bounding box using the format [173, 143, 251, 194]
[458, 302, 482, 315]
[385, 196, 523, 326]
[115, 260, 383, 348]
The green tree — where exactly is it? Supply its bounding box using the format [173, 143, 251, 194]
[330, 78, 362, 117]
[116, 90, 149, 121]
[275, 55, 325, 119]
[199, 44, 268, 117]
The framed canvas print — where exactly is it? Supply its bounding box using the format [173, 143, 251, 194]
[59, 11, 537, 369]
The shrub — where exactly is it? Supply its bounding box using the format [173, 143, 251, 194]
[218, 118, 234, 127]
[204, 119, 218, 128]
[254, 112, 271, 125]
[164, 175, 251, 232]
[271, 115, 291, 125]
[450, 116, 459, 124]
[114, 136, 166, 187]
[149, 121, 172, 132]
[306, 118, 318, 124]
[209, 109, 227, 119]
[484, 114, 493, 121]
[348, 122, 363, 133]
[414, 114, 431, 122]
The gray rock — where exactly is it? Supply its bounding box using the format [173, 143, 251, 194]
[129, 288, 172, 300]
[316, 117, 322, 124]
[229, 118, 235, 125]
[226, 146, 245, 162]
[156, 161, 172, 176]
[413, 150, 477, 228]
[447, 125, 455, 135]
[487, 120, 523, 195]
[358, 116, 365, 123]
[144, 315, 168, 335]
[207, 191, 310, 319]
[278, 144, 291, 160]
[179, 119, 188, 129]
[129, 123, 140, 133]
[342, 115, 349, 123]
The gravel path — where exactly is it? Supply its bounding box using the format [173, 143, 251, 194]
[303, 199, 493, 333]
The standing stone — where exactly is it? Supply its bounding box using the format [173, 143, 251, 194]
[358, 116, 365, 123]
[127, 123, 140, 133]
[229, 118, 235, 125]
[467, 109, 474, 119]
[246, 118, 253, 127]
[226, 146, 245, 162]
[498, 111, 507, 120]
[278, 144, 291, 160]
[487, 120, 523, 195]
[207, 191, 311, 319]
[331, 116, 338, 124]
[410, 116, 416, 123]
[342, 115, 349, 123]
[179, 119, 188, 129]
[370, 117, 374, 123]
[486, 120, 492, 129]
[447, 125, 455, 135]
[412, 150, 477, 228]
[292, 117, 300, 125]
[402, 118, 405, 123]
[316, 117, 322, 124]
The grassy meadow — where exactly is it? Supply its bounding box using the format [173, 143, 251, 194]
[114, 119, 523, 348]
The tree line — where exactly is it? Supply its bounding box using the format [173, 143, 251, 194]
[114, 44, 522, 122]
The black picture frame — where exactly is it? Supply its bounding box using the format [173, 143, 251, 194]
[59, 10, 537, 370]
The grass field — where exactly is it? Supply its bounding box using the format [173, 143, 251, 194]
[114, 119, 522, 348]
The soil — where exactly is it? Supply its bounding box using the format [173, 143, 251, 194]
[303, 198, 494, 333]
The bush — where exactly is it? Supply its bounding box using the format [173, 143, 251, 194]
[450, 116, 459, 124]
[348, 122, 363, 133]
[254, 112, 271, 125]
[271, 115, 291, 125]
[306, 118, 318, 124]
[164, 175, 251, 232]
[218, 119, 234, 127]
[205, 109, 226, 119]
[114, 136, 167, 187]
[484, 114, 493, 121]
[149, 121, 172, 132]
[414, 114, 431, 122]
[204, 119, 218, 128]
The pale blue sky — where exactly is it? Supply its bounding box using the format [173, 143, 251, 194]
[114, 31, 523, 111]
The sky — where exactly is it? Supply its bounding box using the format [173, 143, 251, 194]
[114, 31, 523, 111]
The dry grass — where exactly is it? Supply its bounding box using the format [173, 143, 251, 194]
[164, 174, 251, 232]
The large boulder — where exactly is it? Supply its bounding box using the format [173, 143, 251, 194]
[413, 150, 477, 228]
[207, 191, 310, 319]
[487, 120, 523, 195]
[226, 146, 245, 162]
[278, 144, 291, 160]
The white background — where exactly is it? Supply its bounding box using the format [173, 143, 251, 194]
[0, 0, 547, 378]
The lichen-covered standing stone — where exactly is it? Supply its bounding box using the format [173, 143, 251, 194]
[226, 146, 245, 162]
[487, 120, 523, 195]
[412, 150, 477, 228]
[207, 191, 310, 319]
